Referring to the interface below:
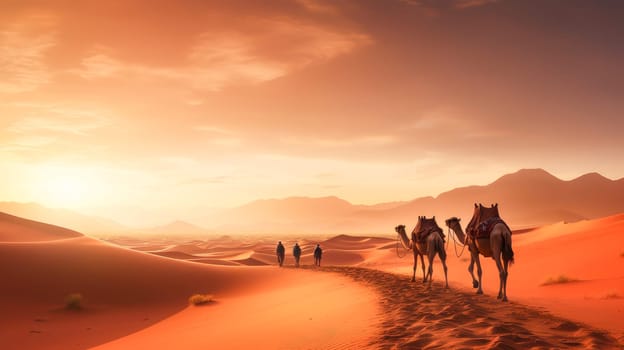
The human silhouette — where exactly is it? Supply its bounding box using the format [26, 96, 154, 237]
[293, 243, 302, 267]
[276, 241, 285, 267]
[313, 244, 323, 266]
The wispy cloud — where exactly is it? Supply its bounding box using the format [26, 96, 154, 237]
[7, 107, 110, 136]
[400, 0, 498, 10]
[454, 0, 498, 9]
[295, 0, 339, 15]
[72, 19, 371, 91]
[194, 125, 243, 147]
[178, 176, 231, 186]
[76, 50, 123, 79]
[183, 31, 285, 90]
[281, 134, 397, 148]
[0, 15, 57, 93]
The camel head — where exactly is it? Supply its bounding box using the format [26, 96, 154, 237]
[395, 224, 406, 234]
[445, 217, 461, 228]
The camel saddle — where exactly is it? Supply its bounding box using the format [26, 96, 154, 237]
[411, 216, 445, 243]
[466, 203, 511, 240]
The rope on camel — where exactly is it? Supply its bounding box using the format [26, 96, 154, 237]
[448, 227, 467, 258]
[396, 233, 407, 258]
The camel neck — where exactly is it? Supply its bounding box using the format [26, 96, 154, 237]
[397, 229, 412, 250]
[450, 224, 467, 245]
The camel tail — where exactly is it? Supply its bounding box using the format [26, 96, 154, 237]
[502, 230, 514, 266]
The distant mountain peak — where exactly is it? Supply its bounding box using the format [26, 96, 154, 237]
[570, 172, 611, 182]
[491, 168, 560, 185]
[510, 168, 557, 178]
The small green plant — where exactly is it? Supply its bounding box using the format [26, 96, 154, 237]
[541, 275, 578, 286]
[65, 293, 84, 310]
[188, 294, 213, 306]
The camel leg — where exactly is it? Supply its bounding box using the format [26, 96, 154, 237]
[473, 249, 484, 294]
[440, 252, 449, 289]
[467, 254, 478, 288]
[412, 251, 417, 282]
[420, 254, 426, 283]
[493, 253, 506, 301]
[426, 250, 435, 285]
[491, 233, 507, 301]
[502, 258, 509, 301]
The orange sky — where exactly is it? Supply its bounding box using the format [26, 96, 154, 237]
[1, 0, 623, 226]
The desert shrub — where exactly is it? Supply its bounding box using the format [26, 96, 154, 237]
[65, 293, 84, 310]
[541, 275, 578, 286]
[601, 291, 621, 300]
[188, 294, 213, 306]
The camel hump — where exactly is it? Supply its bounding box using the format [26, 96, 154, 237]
[478, 203, 500, 221]
[475, 217, 510, 239]
[467, 203, 506, 237]
[411, 216, 445, 243]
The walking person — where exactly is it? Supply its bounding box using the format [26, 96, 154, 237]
[293, 243, 302, 267]
[276, 241, 285, 267]
[313, 244, 323, 267]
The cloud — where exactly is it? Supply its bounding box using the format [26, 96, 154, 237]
[185, 31, 286, 90]
[7, 107, 110, 136]
[1, 102, 112, 160]
[194, 125, 243, 147]
[178, 176, 231, 186]
[280, 134, 398, 148]
[0, 15, 57, 93]
[76, 51, 123, 79]
[400, 0, 498, 10]
[454, 0, 498, 9]
[71, 18, 371, 91]
[295, 0, 339, 14]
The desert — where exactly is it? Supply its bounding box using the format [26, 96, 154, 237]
[3, 0, 624, 348]
[2, 207, 623, 349]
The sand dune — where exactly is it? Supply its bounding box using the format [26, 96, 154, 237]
[0, 215, 376, 350]
[92, 270, 378, 350]
[115, 214, 624, 342]
[3, 210, 624, 349]
[0, 212, 82, 242]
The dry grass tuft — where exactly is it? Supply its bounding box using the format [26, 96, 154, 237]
[188, 294, 214, 306]
[601, 291, 622, 300]
[541, 275, 578, 286]
[65, 293, 84, 310]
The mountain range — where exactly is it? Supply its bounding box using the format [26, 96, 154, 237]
[2, 169, 624, 236]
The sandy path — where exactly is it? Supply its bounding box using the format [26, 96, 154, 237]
[311, 266, 624, 350]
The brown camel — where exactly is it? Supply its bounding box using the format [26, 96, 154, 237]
[445, 203, 515, 301]
[395, 224, 426, 282]
[395, 216, 448, 288]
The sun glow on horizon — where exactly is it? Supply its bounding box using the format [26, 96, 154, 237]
[32, 165, 105, 209]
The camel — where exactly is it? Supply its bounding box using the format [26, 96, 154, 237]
[395, 216, 449, 288]
[394, 224, 426, 283]
[445, 203, 515, 301]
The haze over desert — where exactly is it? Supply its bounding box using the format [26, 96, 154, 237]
[2, 0, 624, 349]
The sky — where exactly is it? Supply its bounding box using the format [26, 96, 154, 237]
[1, 0, 623, 226]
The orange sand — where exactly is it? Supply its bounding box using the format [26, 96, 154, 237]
[2, 210, 624, 348]
[0, 213, 378, 350]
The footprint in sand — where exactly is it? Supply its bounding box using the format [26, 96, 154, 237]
[314, 266, 623, 349]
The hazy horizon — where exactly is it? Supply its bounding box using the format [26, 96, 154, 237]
[2, 0, 623, 226]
